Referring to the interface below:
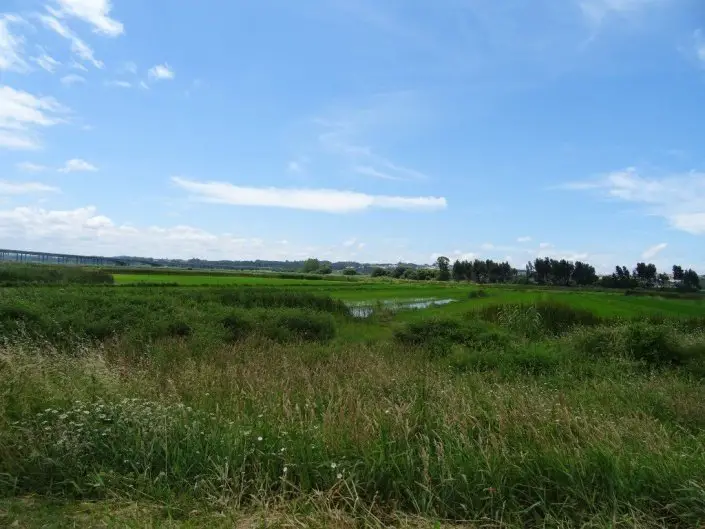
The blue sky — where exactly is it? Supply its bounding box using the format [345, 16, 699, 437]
[0, 0, 704, 270]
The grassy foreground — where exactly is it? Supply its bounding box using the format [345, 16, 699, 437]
[2, 281, 705, 527]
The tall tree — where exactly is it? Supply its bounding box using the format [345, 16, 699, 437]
[525, 261, 535, 282]
[452, 260, 464, 281]
[634, 262, 657, 287]
[302, 258, 321, 273]
[436, 256, 451, 281]
[573, 261, 598, 286]
[657, 273, 669, 287]
[682, 269, 701, 291]
[534, 258, 552, 284]
[673, 265, 684, 281]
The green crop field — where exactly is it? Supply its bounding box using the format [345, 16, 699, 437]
[2, 266, 705, 527]
[113, 272, 353, 286]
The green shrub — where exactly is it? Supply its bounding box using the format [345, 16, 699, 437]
[449, 342, 559, 376]
[262, 309, 337, 342]
[623, 323, 690, 366]
[166, 321, 192, 338]
[395, 318, 510, 359]
[394, 318, 466, 346]
[219, 288, 349, 315]
[567, 323, 701, 368]
[566, 325, 620, 360]
[476, 301, 600, 336]
[0, 264, 114, 286]
[448, 346, 502, 372]
[221, 312, 254, 341]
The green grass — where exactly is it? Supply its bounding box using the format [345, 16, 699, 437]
[3, 280, 705, 527]
[0, 263, 113, 286]
[114, 273, 355, 286]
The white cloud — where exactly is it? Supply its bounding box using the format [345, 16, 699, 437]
[517, 236, 532, 243]
[642, 242, 667, 260]
[0, 85, 68, 150]
[53, 0, 124, 37]
[539, 242, 553, 249]
[61, 73, 85, 85]
[148, 63, 174, 81]
[480, 242, 495, 250]
[172, 177, 447, 214]
[343, 237, 358, 247]
[39, 14, 103, 69]
[0, 205, 300, 260]
[0, 15, 27, 72]
[70, 59, 88, 71]
[0, 180, 58, 194]
[58, 158, 97, 173]
[354, 165, 403, 181]
[579, 0, 662, 24]
[316, 95, 429, 182]
[564, 167, 705, 235]
[105, 80, 132, 88]
[0, 131, 38, 150]
[695, 30, 705, 66]
[32, 50, 61, 72]
[118, 60, 137, 74]
[433, 251, 476, 263]
[16, 162, 49, 172]
[287, 160, 304, 173]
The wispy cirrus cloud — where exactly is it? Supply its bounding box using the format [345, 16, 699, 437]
[61, 73, 85, 86]
[0, 180, 58, 194]
[16, 161, 49, 172]
[172, 177, 447, 214]
[353, 165, 404, 181]
[52, 0, 124, 37]
[0, 15, 28, 72]
[313, 92, 431, 183]
[16, 158, 97, 173]
[578, 0, 663, 24]
[0, 85, 68, 150]
[318, 120, 428, 182]
[105, 80, 132, 88]
[39, 12, 104, 69]
[31, 49, 61, 72]
[562, 167, 705, 235]
[695, 30, 705, 66]
[642, 242, 667, 259]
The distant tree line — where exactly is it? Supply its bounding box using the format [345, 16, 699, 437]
[451, 258, 515, 283]
[598, 263, 701, 291]
[301, 258, 333, 275]
[296, 254, 701, 291]
[367, 255, 701, 292]
[370, 264, 437, 280]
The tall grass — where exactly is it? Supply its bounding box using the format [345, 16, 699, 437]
[3, 288, 705, 526]
[3, 337, 705, 526]
[0, 286, 347, 349]
[0, 264, 113, 286]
